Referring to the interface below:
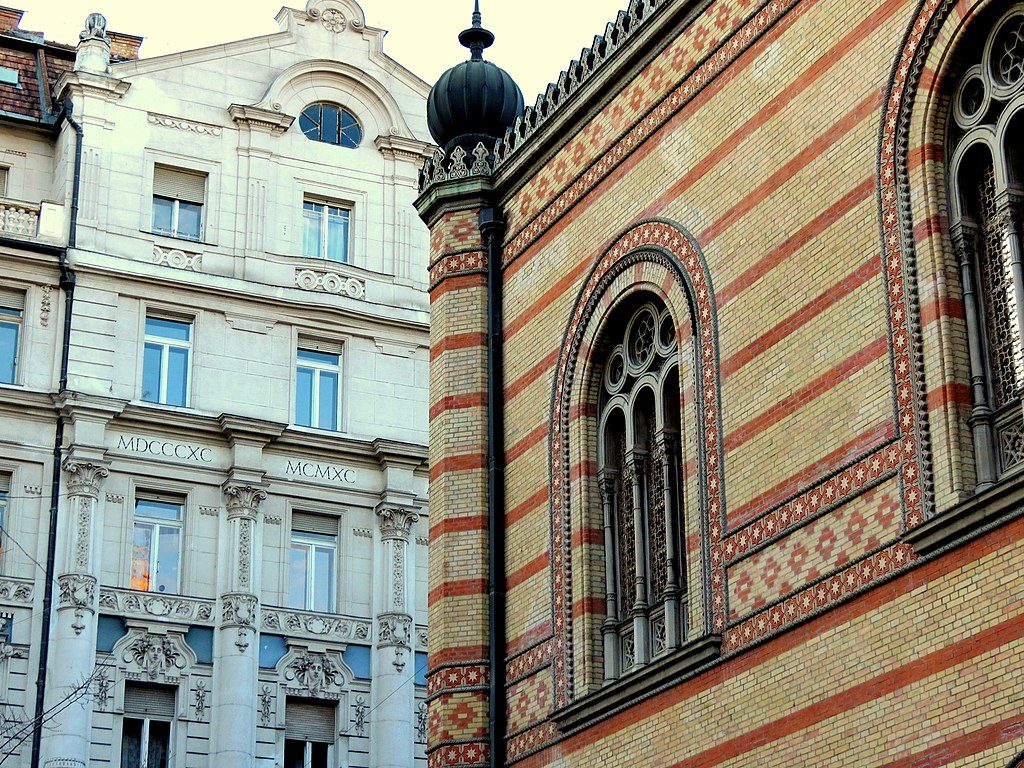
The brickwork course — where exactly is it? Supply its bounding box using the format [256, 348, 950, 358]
[417, 0, 1024, 766]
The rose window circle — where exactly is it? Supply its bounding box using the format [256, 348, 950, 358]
[627, 307, 658, 372]
[960, 75, 986, 121]
[993, 15, 1024, 87]
[657, 311, 677, 355]
[605, 347, 626, 394]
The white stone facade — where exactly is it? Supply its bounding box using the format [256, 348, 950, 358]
[0, 2, 432, 766]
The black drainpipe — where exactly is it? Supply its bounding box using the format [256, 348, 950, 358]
[30, 99, 82, 768]
[479, 206, 506, 768]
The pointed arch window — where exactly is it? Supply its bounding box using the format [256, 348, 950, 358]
[947, 4, 1024, 487]
[597, 300, 687, 680]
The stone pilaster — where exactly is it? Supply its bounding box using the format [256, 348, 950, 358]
[370, 504, 419, 768]
[209, 482, 266, 765]
[41, 458, 109, 768]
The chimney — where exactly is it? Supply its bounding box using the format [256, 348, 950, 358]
[0, 6, 23, 32]
[108, 30, 143, 59]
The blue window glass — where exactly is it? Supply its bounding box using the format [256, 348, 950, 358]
[318, 371, 338, 431]
[295, 347, 341, 431]
[299, 103, 362, 148]
[166, 346, 189, 407]
[141, 343, 162, 403]
[295, 367, 314, 427]
[143, 316, 192, 406]
[176, 201, 202, 242]
[326, 207, 350, 263]
[302, 202, 351, 262]
[0, 313, 19, 384]
[151, 196, 174, 235]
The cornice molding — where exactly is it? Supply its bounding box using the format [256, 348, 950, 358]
[227, 104, 295, 135]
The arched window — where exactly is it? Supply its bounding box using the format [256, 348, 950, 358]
[596, 299, 686, 679]
[948, 4, 1024, 488]
[299, 103, 362, 148]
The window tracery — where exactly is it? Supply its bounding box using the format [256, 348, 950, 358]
[948, 4, 1024, 485]
[597, 299, 686, 680]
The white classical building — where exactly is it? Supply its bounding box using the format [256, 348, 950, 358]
[0, 2, 433, 766]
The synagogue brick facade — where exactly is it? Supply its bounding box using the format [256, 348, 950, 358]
[418, 0, 1024, 765]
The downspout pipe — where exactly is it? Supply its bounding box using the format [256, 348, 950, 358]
[479, 206, 506, 768]
[30, 99, 82, 768]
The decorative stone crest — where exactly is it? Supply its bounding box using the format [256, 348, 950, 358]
[284, 650, 343, 697]
[258, 685, 274, 726]
[62, 459, 108, 497]
[152, 245, 203, 272]
[376, 506, 419, 541]
[221, 593, 258, 628]
[122, 632, 187, 680]
[57, 573, 96, 635]
[193, 680, 208, 721]
[295, 268, 366, 299]
[320, 7, 346, 32]
[352, 695, 368, 736]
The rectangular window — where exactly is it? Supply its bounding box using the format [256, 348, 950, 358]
[302, 199, 351, 263]
[289, 513, 338, 613]
[0, 166, 8, 197]
[295, 342, 340, 431]
[0, 67, 18, 87]
[142, 315, 192, 407]
[121, 684, 174, 768]
[0, 474, 8, 561]
[131, 495, 183, 595]
[285, 699, 335, 768]
[152, 165, 205, 242]
[0, 287, 24, 385]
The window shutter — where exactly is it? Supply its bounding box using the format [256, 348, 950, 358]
[292, 512, 339, 537]
[153, 166, 206, 204]
[0, 287, 24, 312]
[285, 700, 337, 744]
[124, 683, 176, 720]
[0, 167, 8, 198]
[298, 338, 343, 357]
[0, 474, 9, 494]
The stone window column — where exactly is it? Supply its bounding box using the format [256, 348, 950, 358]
[210, 482, 266, 764]
[371, 504, 419, 768]
[626, 449, 650, 667]
[41, 458, 109, 768]
[655, 432, 684, 650]
[597, 471, 620, 682]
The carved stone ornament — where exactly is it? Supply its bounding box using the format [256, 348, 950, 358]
[152, 244, 202, 272]
[376, 612, 412, 649]
[57, 573, 96, 635]
[62, 459, 109, 497]
[223, 483, 267, 519]
[284, 650, 343, 697]
[79, 12, 108, 41]
[193, 680, 208, 721]
[98, 587, 215, 624]
[147, 113, 222, 137]
[221, 593, 258, 629]
[376, 506, 419, 541]
[416, 701, 427, 743]
[261, 606, 370, 643]
[352, 695, 368, 736]
[40, 284, 51, 327]
[295, 268, 366, 299]
[320, 7, 346, 32]
[122, 631, 187, 680]
[93, 667, 112, 711]
[0, 578, 33, 605]
[259, 684, 274, 726]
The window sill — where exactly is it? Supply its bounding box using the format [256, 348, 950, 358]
[146, 230, 215, 248]
[551, 633, 722, 732]
[905, 466, 1024, 555]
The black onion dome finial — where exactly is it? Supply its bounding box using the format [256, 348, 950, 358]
[426, 1, 525, 157]
[458, 0, 495, 60]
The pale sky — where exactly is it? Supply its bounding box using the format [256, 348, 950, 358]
[16, 0, 629, 100]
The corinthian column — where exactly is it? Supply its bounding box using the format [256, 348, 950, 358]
[371, 505, 419, 768]
[40, 458, 109, 768]
[210, 483, 266, 765]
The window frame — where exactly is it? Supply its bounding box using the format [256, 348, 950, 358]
[288, 528, 338, 613]
[151, 195, 203, 243]
[0, 474, 9, 569]
[142, 314, 193, 408]
[302, 198, 353, 264]
[294, 343, 342, 432]
[130, 493, 185, 595]
[298, 102, 363, 149]
[0, 292, 22, 386]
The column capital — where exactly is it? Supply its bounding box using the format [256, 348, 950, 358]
[61, 458, 109, 497]
[222, 482, 268, 519]
[376, 505, 420, 540]
[596, 469, 617, 502]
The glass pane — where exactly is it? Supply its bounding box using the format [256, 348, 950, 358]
[297, 349, 339, 367]
[326, 208, 349, 263]
[152, 196, 174, 234]
[142, 343, 163, 403]
[340, 110, 362, 148]
[313, 545, 335, 612]
[145, 317, 191, 342]
[289, 544, 308, 610]
[176, 201, 202, 241]
[295, 366, 314, 427]
[303, 207, 322, 259]
[147, 720, 170, 768]
[166, 346, 189, 407]
[120, 718, 143, 768]
[0, 320, 18, 384]
[318, 371, 338, 431]
[131, 523, 153, 591]
[155, 525, 180, 594]
[284, 740, 306, 768]
[311, 743, 329, 768]
[299, 105, 321, 140]
[135, 499, 182, 521]
[321, 105, 340, 145]
[0, 307, 19, 317]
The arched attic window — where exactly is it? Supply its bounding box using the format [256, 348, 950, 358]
[299, 102, 363, 148]
[596, 299, 686, 680]
[947, 4, 1024, 488]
